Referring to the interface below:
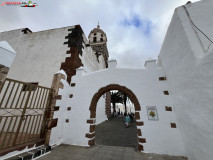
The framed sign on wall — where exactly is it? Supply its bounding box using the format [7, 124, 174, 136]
[147, 106, 159, 120]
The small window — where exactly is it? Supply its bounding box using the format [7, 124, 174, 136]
[94, 33, 96, 36]
[101, 34, 103, 37]
[159, 77, 167, 81]
[163, 91, 169, 95]
[165, 106, 172, 111]
[93, 37, 97, 42]
[100, 38, 103, 42]
[22, 82, 38, 91]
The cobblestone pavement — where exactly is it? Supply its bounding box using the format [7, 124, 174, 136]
[95, 117, 138, 148]
[38, 144, 188, 160]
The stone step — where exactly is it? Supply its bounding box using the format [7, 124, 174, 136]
[6, 145, 51, 160]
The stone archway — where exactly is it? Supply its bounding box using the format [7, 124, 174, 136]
[86, 84, 144, 151]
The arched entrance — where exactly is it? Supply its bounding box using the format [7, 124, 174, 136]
[86, 84, 144, 151]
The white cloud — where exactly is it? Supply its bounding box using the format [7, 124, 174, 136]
[0, 0, 200, 68]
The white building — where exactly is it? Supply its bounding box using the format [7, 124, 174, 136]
[0, 1, 213, 160]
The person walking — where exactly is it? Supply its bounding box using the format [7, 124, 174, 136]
[124, 114, 131, 128]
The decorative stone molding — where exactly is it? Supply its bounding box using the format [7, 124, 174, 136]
[87, 119, 95, 124]
[136, 121, 144, 126]
[165, 106, 172, 111]
[54, 106, 60, 111]
[137, 129, 142, 136]
[105, 92, 111, 117]
[171, 123, 177, 128]
[139, 138, 146, 143]
[45, 72, 65, 145]
[163, 91, 169, 95]
[159, 77, 167, 81]
[85, 133, 95, 139]
[88, 138, 95, 146]
[61, 25, 84, 84]
[89, 125, 95, 133]
[71, 83, 75, 87]
[135, 112, 140, 120]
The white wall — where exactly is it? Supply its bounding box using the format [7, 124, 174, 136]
[96, 95, 107, 125]
[57, 60, 185, 156]
[0, 41, 16, 67]
[158, 1, 213, 160]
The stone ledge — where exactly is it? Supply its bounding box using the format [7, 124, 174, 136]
[6, 145, 51, 160]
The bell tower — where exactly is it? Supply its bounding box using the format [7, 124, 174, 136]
[88, 23, 109, 68]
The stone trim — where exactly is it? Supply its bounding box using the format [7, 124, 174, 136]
[136, 121, 144, 126]
[59, 82, 64, 89]
[105, 92, 111, 116]
[165, 106, 172, 111]
[71, 83, 75, 87]
[89, 125, 95, 133]
[163, 91, 169, 95]
[54, 106, 60, 111]
[135, 112, 140, 120]
[48, 118, 58, 129]
[138, 144, 144, 151]
[88, 138, 95, 146]
[87, 119, 95, 124]
[45, 73, 65, 145]
[85, 133, 95, 139]
[90, 111, 96, 118]
[139, 138, 146, 143]
[61, 25, 84, 84]
[159, 77, 167, 81]
[55, 95, 62, 100]
[137, 129, 142, 136]
[171, 123, 177, 128]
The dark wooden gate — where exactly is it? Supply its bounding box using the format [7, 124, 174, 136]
[0, 78, 52, 154]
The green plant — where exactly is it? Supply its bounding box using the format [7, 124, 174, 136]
[149, 110, 156, 117]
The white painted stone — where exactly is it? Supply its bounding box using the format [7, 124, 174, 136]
[96, 95, 107, 125]
[158, 1, 213, 160]
[0, 41, 16, 67]
[108, 59, 117, 69]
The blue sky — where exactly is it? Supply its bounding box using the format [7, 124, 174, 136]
[0, 0, 200, 69]
[120, 14, 152, 37]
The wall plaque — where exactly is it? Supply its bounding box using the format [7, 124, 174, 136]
[147, 106, 159, 120]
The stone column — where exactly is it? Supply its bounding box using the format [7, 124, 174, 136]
[105, 92, 111, 117]
[0, 64, 9, 93]
[45, 72, 65, 145]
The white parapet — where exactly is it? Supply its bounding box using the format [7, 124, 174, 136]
[76, 66, 86, 76]
[108, 59, 117, 69]
[144, 59, 158, 69]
